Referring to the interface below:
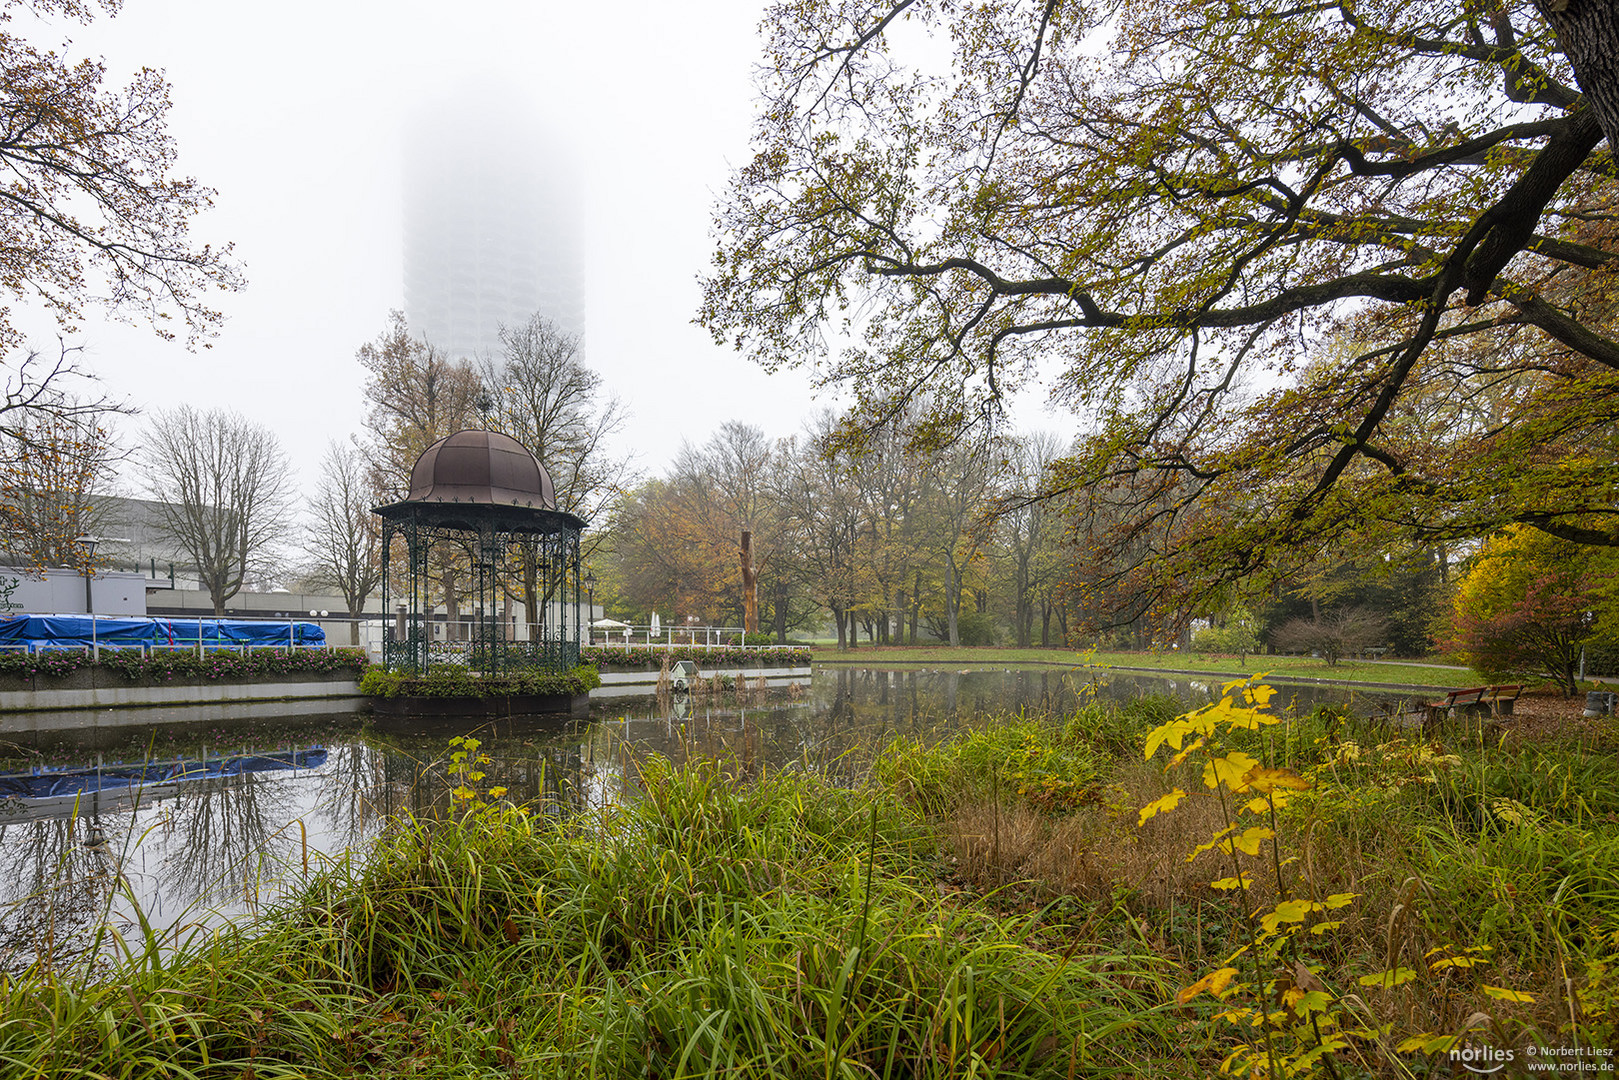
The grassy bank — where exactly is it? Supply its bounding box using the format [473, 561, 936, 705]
[811, 644, 1485, 688]
[0, 759, 1173, 1077]
[2, 690, 1613, 1076]
[878, 692, 1619, 1072]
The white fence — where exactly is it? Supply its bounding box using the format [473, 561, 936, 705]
[585, 624, 750, 648]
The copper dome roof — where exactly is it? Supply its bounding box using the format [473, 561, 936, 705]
[405, 429, 557, 509]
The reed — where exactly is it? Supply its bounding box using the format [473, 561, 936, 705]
[878, 699, 1619, 1067]
[0, 755, 1177, 1077]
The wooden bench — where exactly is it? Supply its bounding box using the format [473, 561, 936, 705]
[1421, 684, 1522, 727]
[1482, 684, 1521, 716]
[1423, 686, 1484, 723]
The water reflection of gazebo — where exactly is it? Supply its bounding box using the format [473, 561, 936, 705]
[373, 429, 587, 676]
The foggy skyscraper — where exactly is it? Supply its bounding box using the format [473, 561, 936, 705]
[402, 93, 584, 360]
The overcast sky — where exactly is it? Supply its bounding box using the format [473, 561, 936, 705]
[14, 0, 1059, 496]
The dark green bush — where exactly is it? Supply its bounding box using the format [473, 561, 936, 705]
[954, 611, 999, 646]
[728, 632, 779, 647]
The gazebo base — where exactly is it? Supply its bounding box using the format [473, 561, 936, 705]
[368, 692, 590, 721]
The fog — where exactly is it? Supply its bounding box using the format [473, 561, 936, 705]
[10, 0, 1057, 496]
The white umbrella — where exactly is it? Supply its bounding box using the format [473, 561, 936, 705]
[591, 618, 630, 629]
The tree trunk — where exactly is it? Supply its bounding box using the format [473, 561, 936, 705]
[521, 542, 539, 641]
[740, 530, 759, 635]
[910, 570, 922, 644]
[1537, 0, 1619, 151]
[773, 579, 788, 644]
[443, 569, 461, 642]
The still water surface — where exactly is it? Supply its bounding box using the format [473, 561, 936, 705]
[0, 665, 1392, 968]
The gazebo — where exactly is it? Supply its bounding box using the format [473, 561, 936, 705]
[374, 429, 588, 677]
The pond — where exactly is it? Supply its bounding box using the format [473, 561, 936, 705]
[0, 664, 1413, 970]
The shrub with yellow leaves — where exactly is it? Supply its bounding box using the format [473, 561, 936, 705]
[1140, 680, 1550, 1075]
[1139, 679, 1372, 1078]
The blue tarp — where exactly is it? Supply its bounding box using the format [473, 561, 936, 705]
[0, 749, 329, 800]
[0, 615, 326, 651]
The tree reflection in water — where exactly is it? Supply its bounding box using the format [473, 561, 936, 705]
[148, 771, 305, 911]
[0, 813, 123, 972]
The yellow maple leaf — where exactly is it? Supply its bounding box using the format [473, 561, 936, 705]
[1204, 751, 1261, 791]
[1189, 823, 1238, 861]
[1229, 825, 1274, 856]
[1259, 898, 1313, 933]
[1358, 967, 1416, 988]
[1168, 736, 1206, 769]
[1138, 788, 1187, 826]
[1240, 765, 1311, 794]
[1177, 966, 1240, 1004]
[1145, 717, 1196, 760]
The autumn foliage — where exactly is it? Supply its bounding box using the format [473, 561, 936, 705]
[704, 0, 1619, 631]
[1445, 527, 1612, 694]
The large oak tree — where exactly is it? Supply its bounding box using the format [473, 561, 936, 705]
[703, 0, 1619, 627]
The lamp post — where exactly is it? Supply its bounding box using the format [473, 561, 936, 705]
[73, 535, 100, 614]
[583, 570, 596, 644]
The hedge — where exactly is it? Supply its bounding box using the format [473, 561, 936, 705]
[358, 664, 602, 699]
[0, 647, 370, 683]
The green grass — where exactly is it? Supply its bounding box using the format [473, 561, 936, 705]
[810, 644, 1482, 688]
[0, 758, 1178, 1078]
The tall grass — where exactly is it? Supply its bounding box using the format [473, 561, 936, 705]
[0, 756, 1177, 1077]
[877, 698, 1619, 1066]
[8, 692, 1608, 1076]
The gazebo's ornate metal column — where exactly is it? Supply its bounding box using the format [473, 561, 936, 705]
[374, 429, 587, 677]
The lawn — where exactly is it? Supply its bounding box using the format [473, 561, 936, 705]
[809, 644, 1485, 688]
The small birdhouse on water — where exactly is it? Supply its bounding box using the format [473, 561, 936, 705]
[671, 660, 700, 691]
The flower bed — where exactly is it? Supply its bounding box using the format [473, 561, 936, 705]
[359, 664, 601, 700]
[0, 647, 369, 685]
[582, 645, 811, 670]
